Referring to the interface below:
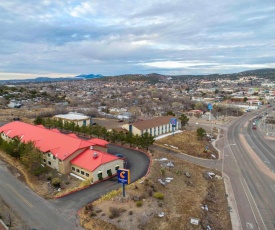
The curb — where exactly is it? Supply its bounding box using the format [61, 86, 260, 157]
[109, 143, 153, 177]
[223, 174, 242, 230]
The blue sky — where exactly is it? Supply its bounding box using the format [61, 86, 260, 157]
[0, 0, 275, 79]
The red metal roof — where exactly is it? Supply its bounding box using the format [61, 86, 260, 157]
[87, 138, 109, 147]
[0, 121, 95, 160]
[70, 149, 120, 172]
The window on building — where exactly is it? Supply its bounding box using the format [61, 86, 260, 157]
[53, 156, 56, 160]
[86, 173, 89, 177]
[48, 161, 51, 165]
[43, 159, 46, 163]
[48, 153, 50, 157]
[76, 169, 80, 173]
[107, 169, 112, 176]
[59, 159, 62, 162]
[98, 172, 103, 180]
[72, 167, 75, 171]
[81, 171, 84, 175]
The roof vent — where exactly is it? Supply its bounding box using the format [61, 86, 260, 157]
[90, 146, 94, 150]
[93, 152, 98, 159]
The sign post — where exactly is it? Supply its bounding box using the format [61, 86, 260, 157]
[207, 103, 213, 137]
[170, 118, 177, 135]
[117, 169, 130, 197]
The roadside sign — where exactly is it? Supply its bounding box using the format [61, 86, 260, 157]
[117, 169, 130, 185]
[208, 103, 213, 111]
[170, 118, 177, 127]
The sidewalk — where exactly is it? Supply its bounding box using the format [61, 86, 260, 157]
[224, 175, 243, 230]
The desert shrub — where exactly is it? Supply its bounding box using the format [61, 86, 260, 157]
[144, 178, 149, 186]
[149, 189, 153, 196]
[51, 177, 61, 187]
[119, 208, 126, 213]
[128, 210, 133, 215]
[109, 207, 120, 219]
[90, 212, 96, 217]
[95, 209, 102, 213]
[47, 173, 53, 180]
[160, 168, 165, 176]
[136, 201, 143, 207]
[153, 192, 164, 200]
[85, 204, 93, 211]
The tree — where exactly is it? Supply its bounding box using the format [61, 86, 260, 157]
[178, 114, 189, 128]
[139, 132, 155, 151]
[34, 116, 43, 125]
[244, 97, 248, 102]
[196, 127, 206, 140]
[21, 142, 46, 176]
[166, 111, 175, 116]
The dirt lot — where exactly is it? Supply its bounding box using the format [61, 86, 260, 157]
[155, 131, 218, 159]
[79, 148, 231, 230]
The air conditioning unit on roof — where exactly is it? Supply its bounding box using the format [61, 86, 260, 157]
[93, 152, 98, 159]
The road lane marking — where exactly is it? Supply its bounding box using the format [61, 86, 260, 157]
[7, 184, 33, 208]
[246, 222, 254, 229]
[271, 185, 275, 193]
[242, 179, 267, 230]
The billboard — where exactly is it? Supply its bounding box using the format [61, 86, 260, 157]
[117, 169, 130, 185]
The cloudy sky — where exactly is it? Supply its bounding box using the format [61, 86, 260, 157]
[0, 0, 275, 79]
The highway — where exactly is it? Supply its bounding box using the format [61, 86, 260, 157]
[226, 108, 275, 230]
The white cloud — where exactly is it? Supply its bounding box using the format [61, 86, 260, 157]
[0, 0, 274, 79]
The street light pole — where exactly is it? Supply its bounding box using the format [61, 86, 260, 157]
[222, 144, 236, 178]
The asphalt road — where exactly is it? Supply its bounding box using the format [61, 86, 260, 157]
[226, 108, 275, 230]
[153, 109, 275, 230]
[0, 144, 150, 230]
[53, 144, 150, 213]
[0, 160, 79, 230]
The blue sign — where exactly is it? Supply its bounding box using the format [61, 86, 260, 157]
[170, 118, 177, 126]
[117, 169, 130, 185]
[208, 103, 213, 111]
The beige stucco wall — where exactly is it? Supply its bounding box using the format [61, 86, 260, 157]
[92, 145, 107, 153]
[71, 163, 94, 180]
[92, 159, 124, 182]
[53, 117, 91, 127]
[59, 148, 88, 174]
[121, 121, 181, 137]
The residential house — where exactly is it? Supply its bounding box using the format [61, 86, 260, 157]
[53, 112, 91, 126]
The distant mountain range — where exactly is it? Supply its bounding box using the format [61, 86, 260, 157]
[1, 68, 275, 84]
[0, 74, 105, 84]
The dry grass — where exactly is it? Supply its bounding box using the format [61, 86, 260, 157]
[79, 148, 231, 230]
[155, 131, 218, 159]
